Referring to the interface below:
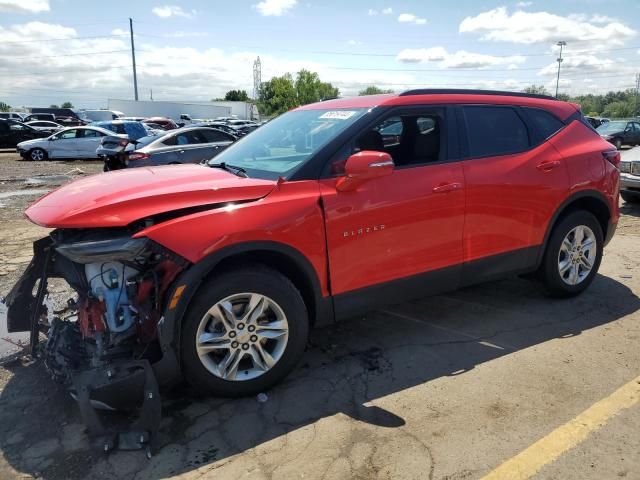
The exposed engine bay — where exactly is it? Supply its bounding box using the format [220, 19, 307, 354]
[4, 229, 188, 454]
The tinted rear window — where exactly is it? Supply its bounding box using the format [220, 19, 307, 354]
[523, 107, 565, 141]
[463, 106, 529, 157]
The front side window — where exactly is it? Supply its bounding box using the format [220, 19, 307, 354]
[57, 129, 78, 139]
[464, 106, 529, 157]
[208, 108, 368, 179]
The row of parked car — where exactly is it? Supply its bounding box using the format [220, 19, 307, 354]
[0, 115, 264, 169]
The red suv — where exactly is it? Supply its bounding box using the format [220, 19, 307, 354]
[6, 90, 619, 430]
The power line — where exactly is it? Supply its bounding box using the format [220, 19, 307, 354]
[1, 33, 128, 45]
[0, 65, 141, 77]
[6, 49, 132, 60]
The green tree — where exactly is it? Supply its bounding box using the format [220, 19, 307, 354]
[521, 85, 550, 96]
[61, 101, 74, 108]
[258, 73, 299, 116]
[317, 82, 339, 101]
[223, 90, 250, 101]
[49, 104, 59, 108]
[358, 86, 394, 96]
[0, 101, 11, 112]
[602, 101, 635, 118]
[294, 69, 340, 104]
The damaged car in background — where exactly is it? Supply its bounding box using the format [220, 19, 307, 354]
[3, 89, 620, 455]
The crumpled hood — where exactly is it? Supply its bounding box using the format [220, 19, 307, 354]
[26, 164, 277, 228]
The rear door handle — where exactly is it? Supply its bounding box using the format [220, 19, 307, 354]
[433, 182, 462, 193]
[178, 150, 185, 154]
[536, 160, 561, 171]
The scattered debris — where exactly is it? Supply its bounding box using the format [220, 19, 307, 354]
[257, 393, 268, 403]
[64, 168, 86, 176]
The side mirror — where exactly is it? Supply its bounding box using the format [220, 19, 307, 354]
[336, 151, 394, 192]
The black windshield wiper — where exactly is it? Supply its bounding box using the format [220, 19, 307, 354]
[209, 162, 248, 178]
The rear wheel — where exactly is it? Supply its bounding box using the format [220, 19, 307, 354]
[621, 192, 640, 204]
[539, 210, 603, 297]
[29, 148, 47, 161]
[181, 266, 309, 397]
[614, 138, 623, 150]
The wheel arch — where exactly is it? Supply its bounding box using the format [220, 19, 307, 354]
[537, 190, 612, 267]
[158, 241, 332, 370]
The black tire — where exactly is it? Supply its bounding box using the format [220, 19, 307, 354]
[621, 192, 640, 204]
[28, 148, 47, 161]
[614, 138, 622, 150]
[539, 210, 603, 298]
[181, 265, 309, 397]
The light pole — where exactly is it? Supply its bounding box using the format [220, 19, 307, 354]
[555, 41, 566, 98]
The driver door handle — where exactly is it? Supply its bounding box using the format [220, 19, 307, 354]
[536, 160, 561, 171]
[433, 182, 462, 193]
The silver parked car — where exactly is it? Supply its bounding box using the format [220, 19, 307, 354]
[17, 126, 124, 161]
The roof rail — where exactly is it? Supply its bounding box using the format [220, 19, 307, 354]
[399, 89, 557, 101]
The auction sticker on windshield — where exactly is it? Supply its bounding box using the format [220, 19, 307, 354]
[319, 111, 358, 120]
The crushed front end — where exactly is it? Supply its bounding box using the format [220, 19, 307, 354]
[4, 228, 188, 454]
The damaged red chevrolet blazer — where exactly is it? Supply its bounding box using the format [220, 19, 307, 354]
[6, 90, 619, 445]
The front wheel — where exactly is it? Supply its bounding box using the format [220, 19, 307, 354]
[181, 266, 309, 397]
[539, 210, 603, 297]
[28, 148, 47, 161]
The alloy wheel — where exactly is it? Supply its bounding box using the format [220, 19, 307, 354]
[195, 293, 289, 381]
[557, 225, 597, 286]
[30, 149, 44, 161]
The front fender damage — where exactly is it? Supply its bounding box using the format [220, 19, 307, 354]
[2, 231, 188, 454]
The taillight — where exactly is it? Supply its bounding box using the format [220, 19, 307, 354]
[128, 152, 150, 161]
[603, 150, 620, 168]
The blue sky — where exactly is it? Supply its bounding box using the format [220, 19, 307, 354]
[0, 0, 639, 107]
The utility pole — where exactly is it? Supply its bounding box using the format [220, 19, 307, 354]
[150, 88, 153, 101]
[555, 41, 566, 98]
[129, 18, 139, 101]
[634, 73, 640, 117]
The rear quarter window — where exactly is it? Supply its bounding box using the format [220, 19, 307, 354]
[522, 107, 565, 143]
[463, 106, 530, 158]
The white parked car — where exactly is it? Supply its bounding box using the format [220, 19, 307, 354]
[0, 112, 25, 121]
[25, 120, 63, 133]
[17, 126, 124, 161]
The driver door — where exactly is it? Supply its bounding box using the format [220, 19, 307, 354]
[49, 129, 80, 158]
[319, 107, 465, 316]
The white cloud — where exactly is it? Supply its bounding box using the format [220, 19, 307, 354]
[398, 13, 427, 25]
[347, 39, 363, 46]
[459, 7, 636, 45]
[537, 53, 615, 76]
[368, 7, 392, 16]
[0, 0, 49, 13]
[111, 28, 128, 36]
[516, 1, 532, 7]
[396, 47, 526, 69]
[255, 0, 296, 16]
[151, 5, 196, 18]
[591, 14, 618, 24]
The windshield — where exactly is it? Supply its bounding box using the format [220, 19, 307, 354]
[597, 121, 627, 133]
[207, 108, 368, 179]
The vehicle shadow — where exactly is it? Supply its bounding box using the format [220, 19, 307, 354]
[0, 273, 638, 479]
[620, 201, 640, 218]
